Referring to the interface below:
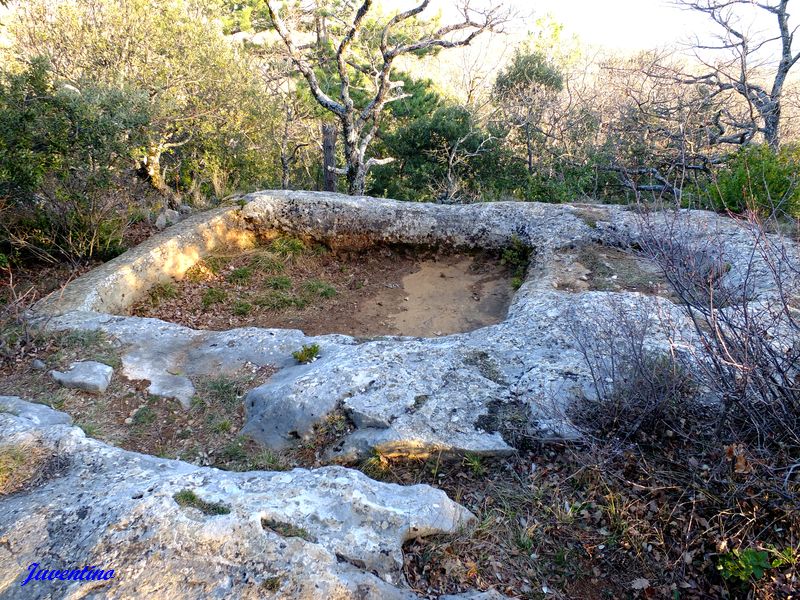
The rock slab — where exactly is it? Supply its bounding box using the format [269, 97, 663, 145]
[34, 192, 800, 459]
[49, 360, 113, 394]
[0, 398, 482, 599]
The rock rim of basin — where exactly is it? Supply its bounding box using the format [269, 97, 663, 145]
[31, 190, 799, 458]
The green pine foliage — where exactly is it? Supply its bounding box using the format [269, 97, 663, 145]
[710, 144, 800, 217]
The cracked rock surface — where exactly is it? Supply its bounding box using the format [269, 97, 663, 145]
[0, 397, 478, 599]
[33, 191, 798, 458]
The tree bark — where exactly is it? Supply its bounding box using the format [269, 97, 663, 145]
[322, 122, 337, 192]
[280, 155, 291, 189]
[280, 129, 290, 189]
[763, 103, 781, 151]
[141, 147, 167, 192]
[525, 123, 534, 175]
[342, 119, 366, 195]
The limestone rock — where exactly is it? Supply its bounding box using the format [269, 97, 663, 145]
[0, 395, 72, 427]
[0, 399, 480, 599]
[155, 208, 181, 230]
[49, 360, 113, 394]
[32, 191, 800, 459]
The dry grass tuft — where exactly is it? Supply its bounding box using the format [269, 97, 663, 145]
[0, 442, 50, 496]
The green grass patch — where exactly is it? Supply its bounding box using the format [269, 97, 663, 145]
[265, 275, 292, 290]
[204, 255, 230, 274]
[232, 300, 252, 316]
[227, 266, 252, 284]
[217, 437, 248, 463]
[132, 406, 156, 427]
[148, 281, 178, 305]
[212, 419, 232, 434]
[249, 252, 285, 274]
[201, 287, 227, 310]
[254, 291, 306, 310]
[292, 343, 320, 364]
[202, 375, 243, 407]
[270, 236, 306, 257]
[173, 489, 231, 515]
[301, 279, 336, 299]
[59, 329, 106, 350]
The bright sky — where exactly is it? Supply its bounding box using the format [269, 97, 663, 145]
[520, 0, 709, 51]
[423, 0, 778, 54]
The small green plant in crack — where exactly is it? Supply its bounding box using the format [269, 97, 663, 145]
[173, 489, 231, 515]
[501, 235, 533, 283]
[261, 517, 313, 541]
[262, 576, 282, 592]
[292, 343, 320, 364]
[227, 266, 253, 284]
[201, 287, 227, 310]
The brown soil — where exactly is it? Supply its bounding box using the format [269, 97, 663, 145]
[130, 242, 515, 337]
[0, 328, 282, 472]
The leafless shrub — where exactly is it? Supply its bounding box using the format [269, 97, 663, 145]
[566, 296, 697, 442]
[636, 207, 800, 454]
[0, 269, 48, 367]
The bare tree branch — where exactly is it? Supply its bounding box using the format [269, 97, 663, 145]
[267, 0, 508, 195]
